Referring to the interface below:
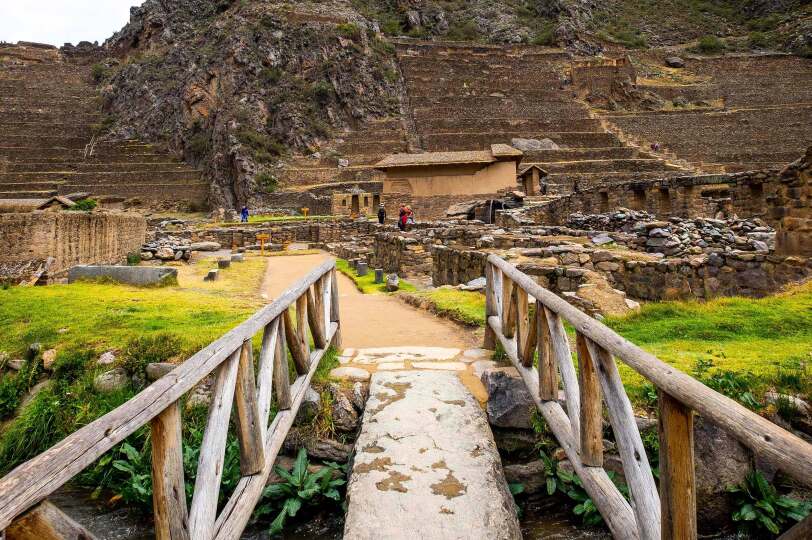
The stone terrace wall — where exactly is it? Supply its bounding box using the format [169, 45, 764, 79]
[503, 169, 787, 226]
[432, 243, 811, 301]
[0, 212, 146, 283]
[179, 220, 380, 248]
[773, 148, 811, 256]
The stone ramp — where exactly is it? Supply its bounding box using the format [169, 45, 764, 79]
[344, 370, 520, 540]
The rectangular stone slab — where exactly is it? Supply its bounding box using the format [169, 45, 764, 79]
[344, 370, 521, 540]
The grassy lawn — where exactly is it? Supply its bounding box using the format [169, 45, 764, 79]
[605, 281, 812, 400]
[0, 257, 268, 359]
[335, 258, 416, 294]
[211, 214, 339, 227]
[405, 288, 486, 327]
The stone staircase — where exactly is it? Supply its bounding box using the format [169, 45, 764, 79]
[396, 40, 687, 196]
[0, 43, 208, 208]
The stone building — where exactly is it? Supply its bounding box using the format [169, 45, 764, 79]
[331, 190, 380, 217]
[517, 164, 548, 195]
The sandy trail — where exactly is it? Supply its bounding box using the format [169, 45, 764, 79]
[261, 253, 477, 349]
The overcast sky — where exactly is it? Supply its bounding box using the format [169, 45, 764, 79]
[0, 1, 145, 46]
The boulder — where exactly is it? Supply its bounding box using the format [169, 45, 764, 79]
[140, 251, 154, 261]
[459, 276, 486, 291]
[93, 368, 130, 393]
[155, 247, 175, 260]
[511, 137, 559, 151]
[295, 387, 321, 424]
[191, 241, 221, 252]
[351, 382, 368, 412]
[329, 383, 359, 432]
[97, 350, 117, 366]
[146, 362, 175, 381]
[503, 460, 547, 494]
[385, 274, 399, 292]
[329, 366, 370, 382]
[42, 348, 57, 370]
[665, 56, 685, 68]
[694, 416, 751, 531]
[481, 367, 534, 429]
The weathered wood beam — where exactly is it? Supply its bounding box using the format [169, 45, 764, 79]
[255, 319, 279, 440]
[659, 391, 696, 540]
[151, 402, 190, 540]
[544, 306, 581, 451]
[501, 275, 516, 338]
[233, 340, 264, 476]
[283, 305, 309, 376]
[329, 269, 342, 348]
[5, 500, 97, 540]
[577, 333, 603, 468]
[515, 288, 535, 366]
[536, 306, 557, 401]
[483, 263, 497, 350]
[306, 282, 327, 349]
[273, 317, 292, 410]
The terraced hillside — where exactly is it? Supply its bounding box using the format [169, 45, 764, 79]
[0, 43, 207, 208]
[605, 53, 812, 173]
[396, 41, 688, 195]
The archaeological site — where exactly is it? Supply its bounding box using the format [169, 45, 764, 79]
[0, 1, 811, 539]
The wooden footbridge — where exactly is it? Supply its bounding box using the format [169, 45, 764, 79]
[0, 257, 810, 539]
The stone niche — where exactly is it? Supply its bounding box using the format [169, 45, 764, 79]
[332, 191, 380, 217]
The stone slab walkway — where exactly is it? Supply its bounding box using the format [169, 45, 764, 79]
[343, 370, 521, 540]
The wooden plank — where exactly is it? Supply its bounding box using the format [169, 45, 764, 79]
[536, 306, 557, 401]
[329, 269, 342, 348]
[515, 288, 534, 365]
[283, 306, 309, 376]
[585, 339, 660, 540]
[483, 263, 497, 350]
[487, 316, 638, 540]
[659, 391, 696, 540]
[273, 317, 292, 410]
[488, 254, 812, 489]
[296, 294, 311, 363]
[778, 513, 812, 540]
[213, 324, 338, 540]
[233, 340, 264, 476]
[306, 283, 327, 349]
[255, 319, 279, 440]
[0, 259, 337, 531]
[321, 274, 330, 336]
[544, 306, 581, 451]
[150, 402, 190, 540]
[5, 500, 98, 540]
[501, 275, 516, 338]
[577, 333, 603, 467]
[188, 349, 241, 540]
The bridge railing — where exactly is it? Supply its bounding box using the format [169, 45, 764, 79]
[484, 254, 812, 540]
[0, 258, 342, 540]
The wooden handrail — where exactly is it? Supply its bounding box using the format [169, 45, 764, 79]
[0, 258, 341, 539]
[485, 254, 812, 539]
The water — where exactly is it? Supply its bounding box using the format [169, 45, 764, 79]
[520, 494, 611, 540]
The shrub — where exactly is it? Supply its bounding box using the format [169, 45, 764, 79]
[118, 333, 182, 377]
[236, 129, 286, 160]
[446, 21, 479, 42]
[692, 356, 762, 410]
[260, 67, 282, 85]
[697, 35, 725, 54]
[532, 24, 556, 46]
[188, 133, 210, 160]
[68, 199, 98, 212]
[336, 22, 361, 41]
[309, 81, 334, 104]
[727, 470, 811, 535]
[379, 15, 403, 36]
[126, 252, 141, 266]
[748, 31, 771, 49]
[256, 172, 278, 193]
[91, 63, 109, 83]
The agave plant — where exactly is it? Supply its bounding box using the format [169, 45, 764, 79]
[257, 448, 346, 535]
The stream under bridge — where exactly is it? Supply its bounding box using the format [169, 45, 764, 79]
[0, 256, 810, 540]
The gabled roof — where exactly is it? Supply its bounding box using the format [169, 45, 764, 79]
[0, 196, 76, 213]
[375, 144, 523, 169]
[518, 164, 549, 176]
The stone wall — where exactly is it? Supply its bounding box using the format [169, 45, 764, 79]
[773, 147, 811, 256]
[501, 168, 789, 227]
[180, 220, 380, 248]
[0, 212, 146, 283]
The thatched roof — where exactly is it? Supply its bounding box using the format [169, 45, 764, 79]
[375, 144, 523, 169]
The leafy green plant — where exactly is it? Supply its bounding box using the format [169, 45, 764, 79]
[0, 356, 43, 419]
[126, 252, 141, 266]
[109, 442, 153, 505]
[727, 470, 811, 536]
[68, 199, 98, 212]
[557, 468, 628, 526]
[692, 356, 762, 410]
[256, 448, 346, 535]
[538, 450, 561, 496]
[118, 333, 182, 378]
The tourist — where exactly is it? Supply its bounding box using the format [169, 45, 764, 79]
[405, 205, 415, 230]
[240, 205, 249, 223]
[377, 203, 386, 225]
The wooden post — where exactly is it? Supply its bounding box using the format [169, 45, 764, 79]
[296, 294, 311, 361]
[537, 306, 557, 400]
[306, 283, 327, 349]
[5, 500, 98, 540]
[273, 317, 292, 410]
[544, 306, 581, 450]
[234, 340, 265, 476]
[283, 304, 309, 375]
[151, 402, 189, 540]
[330, 268, 342, 348]
[577, 333, 603, 467]
[256, 319, 279, 440]
[516, 288, 536, 366]
[659, 391, 696, 540]
[501, 275, 517, 339]
[484, 263, 497, 350]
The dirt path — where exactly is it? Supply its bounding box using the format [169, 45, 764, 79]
[261, 253, 477, 349]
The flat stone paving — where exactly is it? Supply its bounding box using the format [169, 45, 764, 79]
[343, 370, 521, 540]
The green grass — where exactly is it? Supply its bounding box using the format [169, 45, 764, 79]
[215, 214, 338, 227]
[335, 259, 416, 294]
[605, 281, 812, 397]
[406, 289, 486, 327]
